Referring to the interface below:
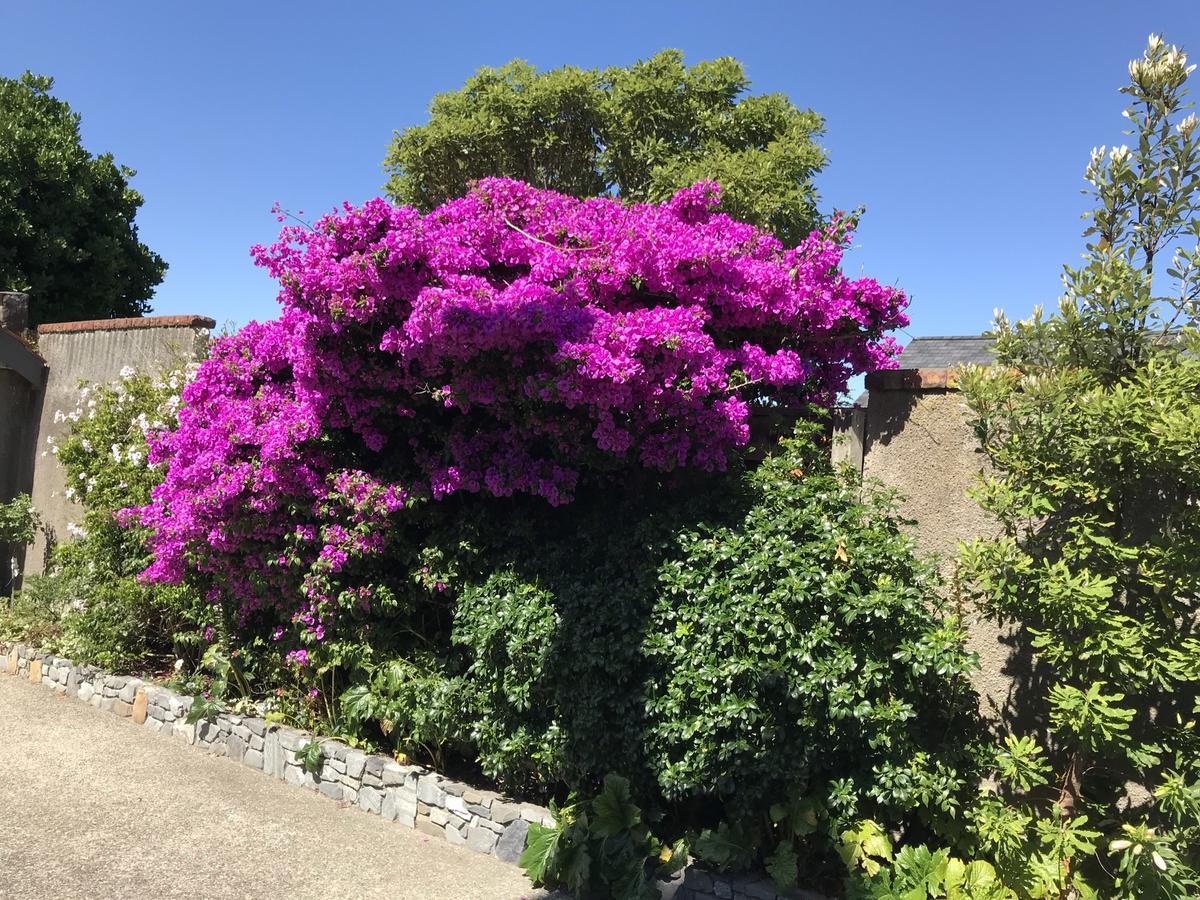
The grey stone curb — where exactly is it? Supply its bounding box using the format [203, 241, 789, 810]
[0, 641, 817, 900]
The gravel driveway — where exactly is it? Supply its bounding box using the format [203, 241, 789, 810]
[0, 672, 551, 900]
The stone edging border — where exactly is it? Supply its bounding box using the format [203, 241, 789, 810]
[1, 641, 816, 900]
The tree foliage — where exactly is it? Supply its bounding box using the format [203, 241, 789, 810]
[0, 72, 165, 325]
[383, 51, 827, 245]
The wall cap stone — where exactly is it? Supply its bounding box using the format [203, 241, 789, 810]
[37, 315, 216, 335]
[865, 367, 961, 392]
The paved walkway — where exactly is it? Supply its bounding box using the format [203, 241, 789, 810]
[0, 672, 552, 900]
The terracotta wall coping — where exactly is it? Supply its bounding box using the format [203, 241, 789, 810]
[37, 315, 216, 336]
[865, 367, 960, 391]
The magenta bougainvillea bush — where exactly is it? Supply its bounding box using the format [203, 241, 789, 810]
[130, 178, 907, 643]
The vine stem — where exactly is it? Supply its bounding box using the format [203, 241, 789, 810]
[503, 218, 592, 252]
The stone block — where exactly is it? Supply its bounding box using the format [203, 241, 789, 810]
[276, 728, 308, 752]
[344, 749, 366, 780]
[28, 659, 41, 683]
[172, 722, 196, 745]
[318, 780, 343, 801]
[263, 729, 285, 779]
[683, 870, 714, 892]
[445, 795, 469, 818]
[430, 807, 450, 827]
[441, 780, 469, 797]
[242, 748, 264, 770]
[227, 734, 246, 764]
[491, 801, 521, 825]
[495, 819, 528, 864]
[131, 689, 148, 725]
[363, 755, 387, 780]
[77, 682, 95, 703]
[416, 775, 446, 807]
[445, 822, 467, 846]
[118, 680, 140, 703]
[381, 789, 417, 827]
[357, 785, 382, 815]
[168, 694, 190, 718]
[381, 761, 418, 787]
[319, 739, 348, 761]
[466, 825, 498, 855]
[415, 815, 443, 838]
[284, 765, 318, 791]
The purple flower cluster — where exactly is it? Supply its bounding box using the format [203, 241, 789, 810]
[131, 179, 905, 638]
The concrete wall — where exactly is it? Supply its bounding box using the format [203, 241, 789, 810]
[25, 316, 213, 575]
[840, 369, 1031, 728]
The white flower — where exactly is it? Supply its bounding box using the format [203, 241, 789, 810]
[174, 659, 184, 672]
[9, 557, 19, 579]
[119, 366, 136, 379]
[65, 522, 88, 539]
[52, 409, 65, 424]
[111, 444, 123, 463]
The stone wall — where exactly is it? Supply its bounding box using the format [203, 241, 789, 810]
[0, 640, 815, 900]
[24, 315, 213, 576]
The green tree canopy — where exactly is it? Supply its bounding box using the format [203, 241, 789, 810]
[383, 50, 827, 245]
[0, 72, 165, 326]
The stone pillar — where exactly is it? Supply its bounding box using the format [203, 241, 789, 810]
[0, 292, 30, 334]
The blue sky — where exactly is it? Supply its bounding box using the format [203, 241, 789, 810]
[4, 1, 1198, 341]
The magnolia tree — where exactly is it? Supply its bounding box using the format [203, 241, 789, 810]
[130, 178, 906, 659]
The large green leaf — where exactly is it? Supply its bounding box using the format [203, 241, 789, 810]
[592, 774, 640, 837]
[518, 822, 562, 884]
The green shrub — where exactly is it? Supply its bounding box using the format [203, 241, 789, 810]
[337, 421, 982, 884]
[519, 774, 687, 900]
[0, 493, 37, 545]
[1, 365, 206, 671]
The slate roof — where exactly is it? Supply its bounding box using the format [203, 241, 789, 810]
[894, 335, 995, 368]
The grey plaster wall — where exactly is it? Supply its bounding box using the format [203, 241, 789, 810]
[855, 381, 1030, 727]
[26, 318, 212, 575]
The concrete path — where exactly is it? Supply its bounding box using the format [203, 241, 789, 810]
[0, 672, 552, 900]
